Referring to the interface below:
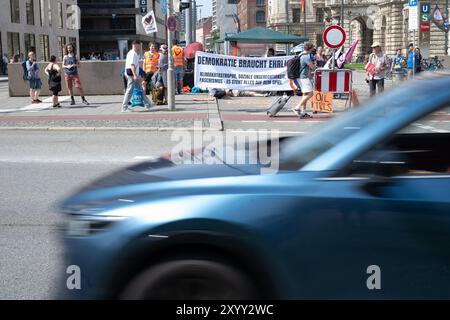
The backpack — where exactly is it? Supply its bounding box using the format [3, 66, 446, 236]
[287, 53, 307, 80]
[22, 60, 30, 81]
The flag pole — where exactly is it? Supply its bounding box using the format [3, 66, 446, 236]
[303, 0, 307, 36]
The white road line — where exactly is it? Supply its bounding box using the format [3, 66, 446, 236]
[231, 130, 305, 134]
[413, 123, 449, 133]
[133, 156, 158, 160]
[0, 96, 71, 113]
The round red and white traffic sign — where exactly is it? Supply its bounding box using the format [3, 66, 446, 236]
[323, 25, 346, 49]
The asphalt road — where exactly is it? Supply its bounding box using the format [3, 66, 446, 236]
[0, 131, 181, 299]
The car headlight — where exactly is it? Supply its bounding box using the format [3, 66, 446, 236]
[66, 215, 127, 237]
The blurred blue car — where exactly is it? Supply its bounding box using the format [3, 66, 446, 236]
[60, 74, 450, 299]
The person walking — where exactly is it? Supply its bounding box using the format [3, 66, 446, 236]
[63, 43, 89, 106]
[26, 51, 42, 104]
[45, 55, 62, 108]
[415, 47, 423, 74]
[158, 44, 169, 105]
[122, 40, 153, 112]
[391, 48, 406, 84]
[291, 42, 316, 119]
[172, 40, 185, 94]
[142, 43, 160, 95]
[315, 46, 326, 68]
[365, 42, 390, 97]
[406, 44, 415, 79]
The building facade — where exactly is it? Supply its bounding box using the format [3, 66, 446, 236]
[236, 0, 267, 31]
[78, 0, 166, 60]
[213, 0, 238, 40]
[0, 0, 80, 64]
[267, 0, 450, 58]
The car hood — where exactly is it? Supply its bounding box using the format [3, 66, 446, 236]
[59, 157, 267, 215]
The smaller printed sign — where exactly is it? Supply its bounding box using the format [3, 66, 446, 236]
[142, 10, 158, 34]
[311, 91, 333, 113]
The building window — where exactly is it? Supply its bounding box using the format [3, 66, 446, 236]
[24, 34, 36, 54]
[10, 0, 20, 24]
[39, 0, 45, 26]
[58, 36, 66, 60]
[48, 0, 52, 27]
[256, 0, 264, 6]
[256, 11, 265, 23]
[7, 32, 20, 58]
[293, 8, 301, 23]
[316, 8, 324, 23]
[26, 0, 35, 25]
[228, 0, 237, 3]
[39, 35, 50, 62]
[58, 2, 63, 28]
[66, 4, 78, 30]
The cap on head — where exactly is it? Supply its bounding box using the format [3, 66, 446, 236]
[371, 42, 381, 48]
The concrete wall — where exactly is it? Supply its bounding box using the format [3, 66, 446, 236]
[9, 61, 125, 96]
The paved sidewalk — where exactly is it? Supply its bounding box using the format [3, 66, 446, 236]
[0, 92, 221, 131]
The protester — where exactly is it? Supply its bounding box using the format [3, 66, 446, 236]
[158, 44, 169, 104]
[266, 48, 275, 57]
[365, 42, 390, 97]
[415, 47, 423, 74]
[122, 40, 153, 112]
[142, 43, 160, 95]
[230, 41, 241, 57]
[315, 46, 326, 68]
[172, 39, 185, 94]
[2, 55, 8, 75]
[63, 43, 89, 105]
[45, 55, 62, 108]
[25, 51, 42, 104]
[406, 43, 415, 79]
[291, 42, 316, 119]
[391, 48, 406, 83]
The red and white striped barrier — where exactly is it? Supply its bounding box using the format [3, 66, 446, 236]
[315, 69, 352, 94]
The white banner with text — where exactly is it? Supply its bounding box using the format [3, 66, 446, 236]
[194, 52, 294, 91]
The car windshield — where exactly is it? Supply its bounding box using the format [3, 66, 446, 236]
[279, 76, 450, 171]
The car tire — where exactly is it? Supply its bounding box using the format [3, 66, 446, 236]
[119, 258, 258, 300]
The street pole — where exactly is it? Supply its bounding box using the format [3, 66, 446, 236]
[167, 0, 176, 111]
[303, 3, 307, 36]
[340, 0, 344, 27]
[186, 1, 192, 45]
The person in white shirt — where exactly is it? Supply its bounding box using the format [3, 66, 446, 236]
[122, 40, 152, 112]
[365, 42, 390, 97]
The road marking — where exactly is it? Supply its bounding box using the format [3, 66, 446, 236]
[242, 121, 267, 123]
[413, 123, 449, 133]
[0, 96, 71, 113]
[231, 129, 305, 134]
[133, 155, 158, 160]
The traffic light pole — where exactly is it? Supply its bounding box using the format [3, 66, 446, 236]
[167, 0, 176, 111]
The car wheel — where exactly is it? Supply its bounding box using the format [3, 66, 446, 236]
[120, 259, 258, 299]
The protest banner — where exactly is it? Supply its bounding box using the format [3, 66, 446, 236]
[194, 52, 294, 91]
[142, 10, 158, 34]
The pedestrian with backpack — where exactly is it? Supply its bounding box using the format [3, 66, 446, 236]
[25, 51, 42, 104]
[45, 56, 62, 108]
[291, 43, 316, 118]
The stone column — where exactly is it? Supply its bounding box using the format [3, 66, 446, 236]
[389, 2, 404, 55]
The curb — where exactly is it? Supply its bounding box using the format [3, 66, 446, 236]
[0, 126, 224, 132]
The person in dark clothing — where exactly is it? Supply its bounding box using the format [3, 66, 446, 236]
[45, 56, 62, 108]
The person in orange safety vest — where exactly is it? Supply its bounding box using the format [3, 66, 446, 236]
[172, 39, 185, 94]
[142, 43, 160, 94]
